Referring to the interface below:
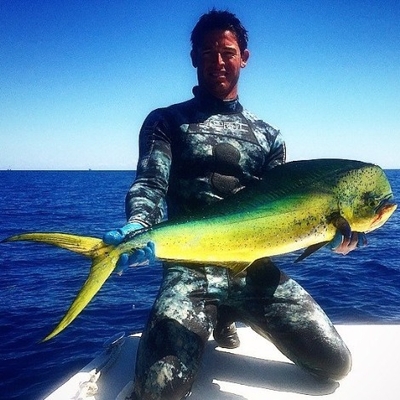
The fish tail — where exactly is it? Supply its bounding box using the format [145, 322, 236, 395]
[3, 232, 119, 341]
[2, 232, 110, 258]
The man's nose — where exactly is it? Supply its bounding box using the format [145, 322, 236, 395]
[214, 52, 225, 65]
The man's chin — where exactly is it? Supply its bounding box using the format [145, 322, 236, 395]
[206, 84, 236, 100]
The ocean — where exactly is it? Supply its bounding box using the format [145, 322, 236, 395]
[1, 169, 399, 400]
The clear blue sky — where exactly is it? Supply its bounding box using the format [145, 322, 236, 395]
[1, 0, 399, 170]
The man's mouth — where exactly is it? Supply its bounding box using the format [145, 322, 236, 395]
[210, 70, 226, 78]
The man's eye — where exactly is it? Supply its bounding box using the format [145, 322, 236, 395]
[201, 50, 236, 57]
[223, 52, 236, 58]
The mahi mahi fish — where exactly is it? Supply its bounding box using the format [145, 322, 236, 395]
[3, 159, 397, 341]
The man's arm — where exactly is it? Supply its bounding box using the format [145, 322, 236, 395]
[263, 130, 286, 170]
[125, 109, 172, 227]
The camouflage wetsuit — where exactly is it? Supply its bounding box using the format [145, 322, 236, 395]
[126, 87, 352, 400]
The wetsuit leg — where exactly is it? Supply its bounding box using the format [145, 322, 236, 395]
[232, 258, 352, 381]
[131, 264, 218, 400]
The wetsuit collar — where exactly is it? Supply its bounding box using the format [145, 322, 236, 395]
[192, 86, 243, 114]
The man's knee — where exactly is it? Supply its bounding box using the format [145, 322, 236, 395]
[133, 355, 193, 400]
[133, 319, 206, 399]
[306, 344, 352, 381]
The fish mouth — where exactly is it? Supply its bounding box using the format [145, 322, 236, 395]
[372, 194, 397, 227]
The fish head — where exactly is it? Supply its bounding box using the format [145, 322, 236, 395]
[336, 164, 397, 233]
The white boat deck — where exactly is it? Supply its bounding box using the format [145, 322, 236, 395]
[45, 325, 400, 400]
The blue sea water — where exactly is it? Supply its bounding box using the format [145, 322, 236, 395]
[0, 169, 399, 400]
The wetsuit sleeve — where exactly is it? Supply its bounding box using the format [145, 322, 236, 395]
[242, 109, 286, 174]
[125, 109, 172, 227]
[264, 130, 286, 171]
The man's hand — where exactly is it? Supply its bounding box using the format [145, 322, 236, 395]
[103, 222, 144, 245]
[103, 223, 155, 274]
[329, 231, 367, 255]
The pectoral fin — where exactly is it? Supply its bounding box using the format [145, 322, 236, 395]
[295, 214, 352, 263]
[229, 262, 253, 276]
[295, 241, 329, 263]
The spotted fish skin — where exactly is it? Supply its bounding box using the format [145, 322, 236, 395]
[141, 158, 396, 269]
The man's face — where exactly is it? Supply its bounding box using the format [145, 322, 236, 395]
[191, 30, 249, 100]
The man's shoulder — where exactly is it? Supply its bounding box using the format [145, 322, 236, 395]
[241, 108, 280, 135]
[151, 98, 195, 114]
[145, 98, 196, 122]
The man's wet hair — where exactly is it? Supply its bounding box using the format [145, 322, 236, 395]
[191, 9, 249, 54]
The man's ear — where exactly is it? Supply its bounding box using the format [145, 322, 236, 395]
[190, 49, 198, 68]
[192, 48, 248, 68]
[241, 49, 250, 68]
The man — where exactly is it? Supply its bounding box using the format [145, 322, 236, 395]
[105, 10, 359, 400]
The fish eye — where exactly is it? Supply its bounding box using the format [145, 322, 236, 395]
[363, 192, 379, 209]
